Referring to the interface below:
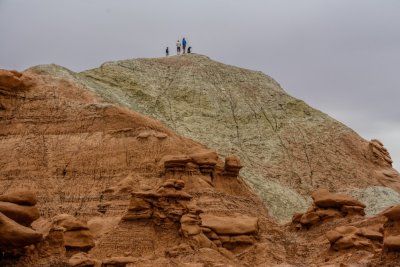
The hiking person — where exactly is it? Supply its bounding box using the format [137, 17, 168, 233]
[182, 37, 187, 54]
[176, 40, 181, 55]
[187, 46, 192, 53]
[165, 47, 169, 56]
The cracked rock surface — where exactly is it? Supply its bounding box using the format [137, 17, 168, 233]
[31, 54, 400, 221]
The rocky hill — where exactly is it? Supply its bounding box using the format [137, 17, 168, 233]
[32, 54, 400, 221]
[0, 68, 283, 266]
[1, 55, 400, 266]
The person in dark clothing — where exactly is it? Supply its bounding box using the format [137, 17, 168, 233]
[182, 37, 187, 54]
[187, 46, 192, 53]
[165, 47, 169, 56]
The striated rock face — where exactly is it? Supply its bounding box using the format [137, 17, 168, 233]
[369, 139, 393, 167]
[31, 54, 400, 221]
[1, 68, 276, 266]
[1, 56, 400, 266]
[122, 179, 192, 223]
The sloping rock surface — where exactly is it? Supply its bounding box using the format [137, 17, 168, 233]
[31, 54, 400, 221]
[0, 68, 278, 266]
[1, 65, 400, 266]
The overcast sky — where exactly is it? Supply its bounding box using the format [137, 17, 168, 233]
[1, 0, 399, 169]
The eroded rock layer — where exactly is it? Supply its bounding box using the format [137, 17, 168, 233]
[1, 56, 400, 266]
[0, 69, 281, 266]
[31, 54, 400, 221]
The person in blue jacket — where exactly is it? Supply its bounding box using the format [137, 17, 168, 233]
[182, 38, 187, 54]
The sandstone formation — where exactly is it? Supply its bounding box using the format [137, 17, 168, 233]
[326, 225, 383, 251]
[0, 191, 42, 254]
[292, 189, 366, 229]
[1, 56, 400, 266]
[0, 212, 42, 250]
[30, 54, 400, 221]
[52, 214, 95, 252]
[1, 68, 279, 266]
[382, 205, 400, 251]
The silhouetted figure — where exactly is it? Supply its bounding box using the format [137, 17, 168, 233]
[187, 46, 192, 53]
[176, 40, 181, 55]
[166, 47, 169, 56]
[182, 37, 187, 54]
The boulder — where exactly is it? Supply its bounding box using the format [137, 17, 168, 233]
[0, 212, 43, 249]
[50, 214, 95, 251]
[180, 213, 201, 236]
[0, 190, 38, 206]
[161, 155, 191, 169]
[0, 69, 34, 91]
[325, 225, 382, 251]
[68, 252, 101, 267]
[312, 189, 366, 209]
[300, 212, 320, 225]
[381, 205, 400, 221]
[64, 229, 95, 251]
[360, 227, 383, 241]
[0, 201, 40, 226]
[200, 214, 258, 235]
[341, 205, 365, 216]
[190, 149, 218, 166]
[326, 229, 343, 244]
[224, 155, 243, 176]
[52, 214, 89, 231]
[0, 70, 22, 90]
[293, 190, 367, 229]
[384, 235, 400, 251]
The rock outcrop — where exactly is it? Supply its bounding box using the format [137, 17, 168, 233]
[382, 205, 400, 251]
[0, 212, 42, 250]
[52, 214, 95, 252]
[1, 55, 400, 266]
[0, 191, 42, 252]
[369, 139, 393, 167]
[34, 54, 400, 221]
[122, 179, 192, 223]
[1, 67, 271, 266]
[326, 225, 383, 251]
[292, 189, 366, 229]
[122, 179, 259, 252]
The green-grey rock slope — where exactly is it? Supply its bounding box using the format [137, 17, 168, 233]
[31, 54, 400, 221]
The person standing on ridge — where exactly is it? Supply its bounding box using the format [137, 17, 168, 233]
[165, 47, 169, 57]
[187, 46, 192, 53]
[182, 37, 187, 54]
[176, 40, 181, 55]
